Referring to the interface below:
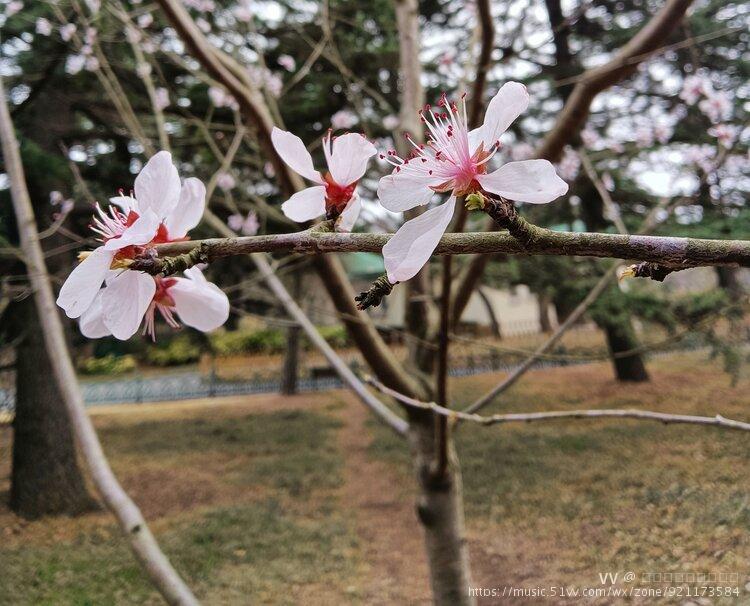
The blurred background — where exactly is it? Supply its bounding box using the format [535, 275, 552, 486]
[1, 0, 749, 603]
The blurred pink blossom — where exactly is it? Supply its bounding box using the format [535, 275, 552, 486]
[699, 90, 732, 124]
[708, 124, 737, 147]
[36, 18, 52, 36]
[331, 109, 358, 130]
[154, 87, 170, 111]
[556, 147, 580, 181]
[60, 23, 76, 42]
[278, 54, 296, 72]
[216, 172, 236, 192]
[679, 74, 708, 105]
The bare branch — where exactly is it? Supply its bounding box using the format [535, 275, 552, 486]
[134, 220, 750, 274]
[366, 377, 750, 433]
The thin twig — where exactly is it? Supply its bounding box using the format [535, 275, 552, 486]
[366, 376, 750, 432]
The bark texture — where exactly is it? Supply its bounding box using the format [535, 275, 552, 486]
[11, 297, 97, 518]
[409, 415, 475, 606]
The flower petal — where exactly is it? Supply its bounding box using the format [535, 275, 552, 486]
[477, 159, 568, 204]
[109, 195, 139, 214]
[383, 197, 456, 283]
[102, 208, 160, 250]
[79, 291, 111, 338]
[335, 194, 361, 233]
[170, 271, 229, 332]
[377, 166, 438, 213]
[281, 185, 327, 222]
[326, 133, 377, 186]
[134, 150, 181, 219]
[102, 271, 156, 340]
[165, 177, 206, 238]
[271, 127, 324, 184]
[56, 247, 115, 318]
[468, 82, 529, 152]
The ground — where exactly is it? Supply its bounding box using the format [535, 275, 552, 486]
[2, 351, 750, 605]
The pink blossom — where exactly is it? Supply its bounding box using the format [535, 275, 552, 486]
[154, 87, 170, 111]
[227, 214, 244, 232]
[383, 115, 400, 131]
[331, 109, 358, 130]
[216, 172, 236, 192]
[137, 13, 153, 28]
[580, 127, 601, 149]
[234, 5, 252, 22]
[556, 147, 580, 182]
[85, 0, 100, 14]
[602, 172, 615, 192]
[85, 56, 100, 72]
[36, 18, 52, 36]
[60, 23, 76, 42]
[679, 74, 708, 105]
[378, 83, 567, 283]
[263, 162, 275, 178]
[634, 126, 654, 148]
[278, 54, 296, 72]
[208, 86, 238, 110]
[57, 152, 227, 340]
[699, 90, 732, 124]
[50, 191, 64, 205]
[510, 142, 534, 161]
[65, 54, 86, 75]
[196, 17, 211, 33]
[247, 66, 282, 98]
[708, 124, 737, 147]
[228, 211, 260, 236]
[653, 122, 673, 145]
[5, 2, 23, 17]
[271, 127, 376, 232]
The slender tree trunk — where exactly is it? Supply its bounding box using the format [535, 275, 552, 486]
[537, 291, 554, 334]
[600, 314, 650, 382]
[11, 297, 97, 517]
[409, 414, 475, 606]
[716, 266, 744, 303]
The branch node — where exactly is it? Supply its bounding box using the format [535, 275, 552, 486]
[619, 262, 675, 282]
[131, 242, 210, 276]
[355, 274, 395, 310]
[483, 196, 537, 247]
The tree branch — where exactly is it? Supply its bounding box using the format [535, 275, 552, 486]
[537, 0, 694, 162]
[134, 221, 750, 274]
[366, 376, 750, 432]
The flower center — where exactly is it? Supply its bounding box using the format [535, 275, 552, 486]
[323, 173, 356, 215]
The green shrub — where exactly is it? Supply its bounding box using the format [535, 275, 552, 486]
[78, 354, 137, 376]
[145, 334, 201, 367]
[310, 325, 350, 350]
[210, 328, 286, 356]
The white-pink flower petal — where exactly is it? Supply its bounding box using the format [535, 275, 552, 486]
[325, 133, 376, 186]
[165, 177, 206, 238]
[134, 151, 181, 219]
[271, 127, 324, 184]
[469, 82, 529, 152]
[383, 197, 456, 283]
[377, 168, 438, 213]
[79, 291, 111, 338]
[101, 271, 156, 340]
[56, 247, 115, 318]
[170, 269, 229, 332]
[476, 159, 568, 204]
[102, 208, 160, 251]
[281, 185, 327, 222]
[335, 195, 361, 233]
[109, 195, 139, 214]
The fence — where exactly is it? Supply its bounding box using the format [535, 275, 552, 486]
[1, 334, 717, 416]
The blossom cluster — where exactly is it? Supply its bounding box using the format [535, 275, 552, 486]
[57, 153, 229, 341]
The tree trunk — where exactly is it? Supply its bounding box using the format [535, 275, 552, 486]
[600, 315, 650, 382]
[716, 266, 744, 303]
[10, 297, 97, 518]
[537, 291, 554, 333]
[281, 324, 300, 395]
[409, 414, 475, 606]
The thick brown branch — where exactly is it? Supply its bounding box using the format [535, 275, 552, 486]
[537, 0, 693, 161]
[135, 226, 750, 274]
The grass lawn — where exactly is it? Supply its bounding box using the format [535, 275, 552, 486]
[2, 351, 750, 604]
